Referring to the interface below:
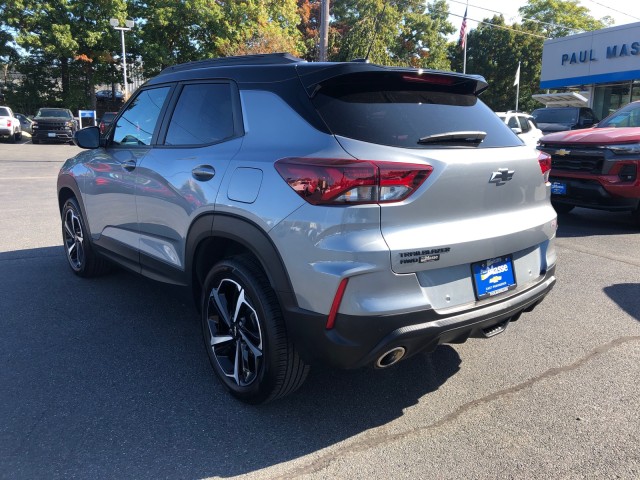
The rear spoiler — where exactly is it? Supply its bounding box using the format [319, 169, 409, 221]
[295, 62, 489, 97]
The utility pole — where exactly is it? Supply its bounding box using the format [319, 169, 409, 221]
[110, 18, 135, 97]
[319, 0, 330, 61]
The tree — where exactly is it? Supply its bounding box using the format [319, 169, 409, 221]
[0, 0, 127, 111]
[519, 0, 612, 38]
[129, 0, 224, 76]
[297, 0, 321, 61]
[330, 0, 454, 69]
[448, 0, 613, 112]
[133, 0, 303, 77]
[214, 0, 303, 57]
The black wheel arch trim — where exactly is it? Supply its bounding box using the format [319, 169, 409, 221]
[57, 175, 91, 232]
[186, 213, 298, 310]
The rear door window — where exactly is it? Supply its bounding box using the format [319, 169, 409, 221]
[311, 73, 520, 148]
[164, 83, 235, 146]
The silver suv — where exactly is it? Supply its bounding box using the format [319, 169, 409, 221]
[57, 54, 557, 404]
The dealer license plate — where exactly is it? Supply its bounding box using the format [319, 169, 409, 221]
[551, 181, 567, 195]
[48, 132, 56, 138]
[471, 255, 516, 300]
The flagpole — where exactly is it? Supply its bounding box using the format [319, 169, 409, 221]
[462, 1, 468, 74]
[463, 37, 467, 74]
[515, 61, 521, 111]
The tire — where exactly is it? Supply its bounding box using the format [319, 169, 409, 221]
[61, 197, 111, 277]
[32, 137, 39, 144]
[16, 130, 22, 141]
[552, 202, 574, 214]
[9, 130, 16, 143]
[201, 256, 309, 404]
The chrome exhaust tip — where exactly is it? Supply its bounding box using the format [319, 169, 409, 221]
[375, 347, 406, 368]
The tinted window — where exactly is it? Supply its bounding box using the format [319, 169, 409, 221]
[0, 107, 10, 116]
[598, 102, 640, 128]
[518, 116, 531, 132]
[165, 83, 234, 146]
[532, 108, 578, 124]
[312, 75, 520, 148]
[101, 112, 117, 123]
[507, 116, 519, 129]
[112, 87, 171, 146]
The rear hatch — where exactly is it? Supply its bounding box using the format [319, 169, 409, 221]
[304, 67, 555, 275]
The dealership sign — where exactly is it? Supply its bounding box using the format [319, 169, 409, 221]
[540, 22, 640, 89]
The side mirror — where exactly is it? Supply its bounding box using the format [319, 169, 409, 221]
[73, 126, 101, 149]
[511, 127, 523, 135]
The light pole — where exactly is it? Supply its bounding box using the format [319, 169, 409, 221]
[110, 18, 134, 97]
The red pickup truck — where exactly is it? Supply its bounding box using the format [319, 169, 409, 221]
[537, 101, 640, 224]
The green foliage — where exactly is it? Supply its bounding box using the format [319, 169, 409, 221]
[330, 0, 454, 69]
[448, 0, 611, 112]
[1, 0, 128, 111]
[519, 0, 612, 38]
[0, 0, 620, 116]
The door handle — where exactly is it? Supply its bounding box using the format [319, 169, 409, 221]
[121, 159, 137, 172]
[192, 165, 216, 181]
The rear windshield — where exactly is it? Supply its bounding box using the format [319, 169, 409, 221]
[311, 73, 520, 148]
[0, 107, 10, 117]
[532, 108, 578, 124]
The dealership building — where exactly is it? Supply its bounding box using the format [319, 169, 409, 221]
[538, 21, 640, 120]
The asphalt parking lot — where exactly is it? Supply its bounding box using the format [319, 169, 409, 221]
[1, 141, 639, 479]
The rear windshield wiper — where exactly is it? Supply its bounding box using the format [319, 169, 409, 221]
[417, 131, 486, 146]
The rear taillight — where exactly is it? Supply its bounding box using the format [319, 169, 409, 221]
[6, 120, 11, 127]
[274, 158, 432, 205]
[538, 151, 551, 183]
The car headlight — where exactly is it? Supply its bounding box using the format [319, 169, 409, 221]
[608, 143, 640, 155]
[32, 121, 38, 128]
[65, 121, 74, 128]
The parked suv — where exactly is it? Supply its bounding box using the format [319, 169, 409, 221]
[531, 106, 598, 135]
[58, 54, 557, 403]
[32, 107, 77, 144]
[538, 100, 640, 220]
[496, 111, 543, 147]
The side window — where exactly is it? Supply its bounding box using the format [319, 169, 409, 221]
[111, 86, 171, 146]
[165, 83, 234, 146]
[582, 109, 594, 123]
[507, 116, 519, 129]
[518, 116, 531, 132]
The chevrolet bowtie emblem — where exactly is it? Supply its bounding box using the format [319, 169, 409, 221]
[555, 149, 571, 156]
[490, 168, 515, 184]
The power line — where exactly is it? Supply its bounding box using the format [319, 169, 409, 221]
[448, 12, 548, 39]
[447, 0, 582, 34]
[584, 0, 640, 21]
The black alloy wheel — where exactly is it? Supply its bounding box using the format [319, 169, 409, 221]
[61, 198, 110, 277]
[201, 256, 309, 404]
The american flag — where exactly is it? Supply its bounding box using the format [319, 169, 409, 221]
[459, 7, 468, 50]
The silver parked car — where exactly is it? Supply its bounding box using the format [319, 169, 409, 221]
[57, 54, 557, 404]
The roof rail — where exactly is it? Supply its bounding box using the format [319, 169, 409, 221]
[158, 53, 305, 76]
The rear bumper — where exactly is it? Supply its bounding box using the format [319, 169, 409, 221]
[0, 127, 12, 136]
[285, 265, 556, 369]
